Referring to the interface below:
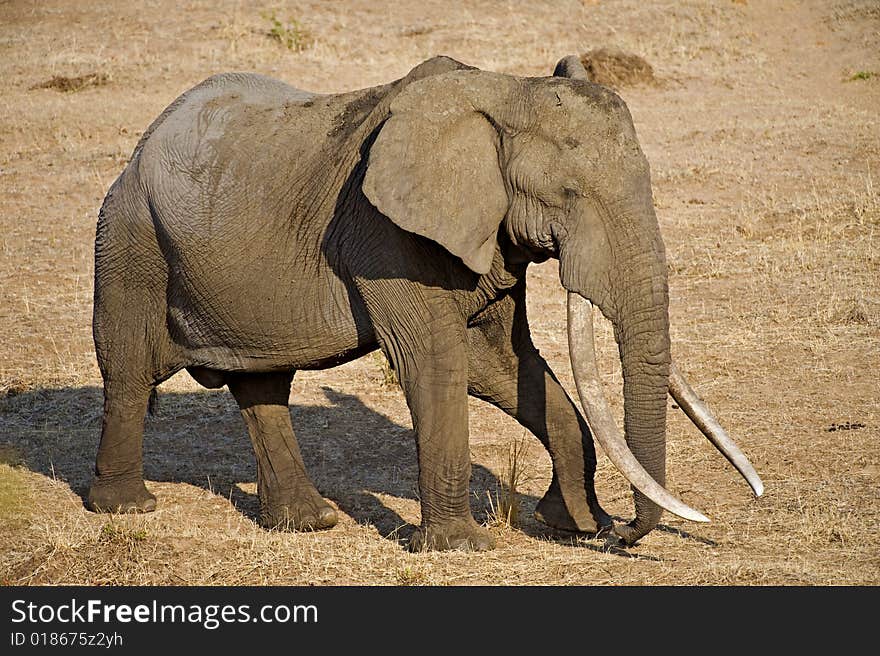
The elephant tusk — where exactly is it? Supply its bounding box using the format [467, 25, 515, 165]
[566, 293, 710, 524]
[668, 364, 764, 497]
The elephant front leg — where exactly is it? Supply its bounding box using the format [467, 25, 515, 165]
[227, 371, 338, 531]
[467, 293, 612, 535]
[386, 325, 494, 552]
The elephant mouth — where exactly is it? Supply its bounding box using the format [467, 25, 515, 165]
[566, 292, 763, 524]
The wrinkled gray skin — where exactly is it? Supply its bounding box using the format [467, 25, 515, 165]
[89, 55, 673, 550]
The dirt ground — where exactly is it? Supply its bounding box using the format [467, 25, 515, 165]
[1, 0, 878, 585]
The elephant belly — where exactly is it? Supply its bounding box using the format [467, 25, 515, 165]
[139, 73, 381, 370]
[167, 264, 376, 371]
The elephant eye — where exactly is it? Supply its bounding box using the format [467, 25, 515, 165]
[536, 185, 578, 209]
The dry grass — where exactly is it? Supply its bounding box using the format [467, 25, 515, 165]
[369, 351, 399, 389]
[1, 0, 878, 585]
[485, 433, 538, 530]
[30, 72, 111, 93]
[580, 47, 655, 88]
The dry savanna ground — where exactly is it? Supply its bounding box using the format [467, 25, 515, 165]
[1, 0, 878, 585]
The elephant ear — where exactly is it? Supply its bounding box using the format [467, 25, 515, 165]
[553, 54, 592, 81]
[362, 71, 509, 275]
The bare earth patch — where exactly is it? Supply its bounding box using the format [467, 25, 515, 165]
[1, 0, 878, 585]
[31, 72, 110, 93]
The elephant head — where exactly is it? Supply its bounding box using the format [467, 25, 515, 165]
[363, 57, 762, 544]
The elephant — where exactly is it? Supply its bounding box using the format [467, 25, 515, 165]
[88, 53, 763, 551]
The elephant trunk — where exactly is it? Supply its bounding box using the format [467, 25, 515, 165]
[562, 198, 708, 544]
[616, 291, 674, 542]
[567, 294, 708, 544]
[566, 274, 763, 543]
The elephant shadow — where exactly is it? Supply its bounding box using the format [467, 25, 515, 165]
[0, 383, 704, 556]
[0, 382, 529, 544]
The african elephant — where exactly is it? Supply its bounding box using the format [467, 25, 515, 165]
[88, 54, 762, 550]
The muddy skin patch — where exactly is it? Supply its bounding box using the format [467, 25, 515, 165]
[328, 88, 387, 140]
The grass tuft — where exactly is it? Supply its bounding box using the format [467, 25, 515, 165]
[100, 520, 149, 545]
[263, 12, 312, 52]
[486, 434, 534, 529]
[370, 351, 398, 388]
[848, 70, 876, 81]
[395, 566, 429, 585]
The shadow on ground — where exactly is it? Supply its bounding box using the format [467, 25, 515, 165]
[0, 384, 699, 555]
[0, 384, 524, 541]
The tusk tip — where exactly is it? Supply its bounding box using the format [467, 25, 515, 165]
[744, 470, 764, 497]
[676, 507, 711, 523]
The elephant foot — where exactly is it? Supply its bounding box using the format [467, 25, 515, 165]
[534, 488, 612, 534]
[408, 518, 495, 552]
[87, 476, 157, 514]
[259, 489, 338, 531]
[611, 521, 646, 547]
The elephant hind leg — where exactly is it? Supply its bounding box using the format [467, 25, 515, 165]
[89, 299, 181, 513]
[89, 304, 180, 514]
[87, 378, 159, 513]
[227, 371, 337, 531]
[89, 187, 182, 513]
